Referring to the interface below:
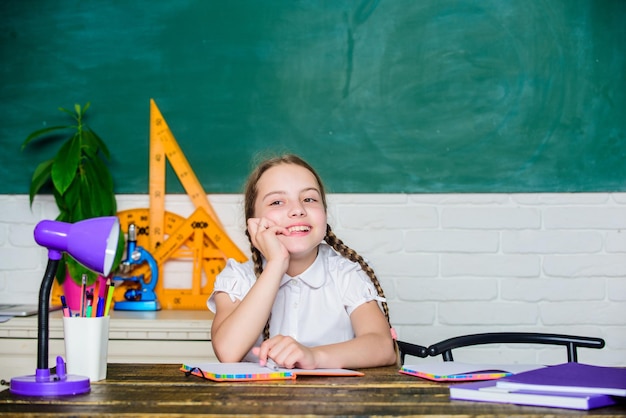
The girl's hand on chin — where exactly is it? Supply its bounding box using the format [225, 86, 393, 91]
[247, 217, 290, 264]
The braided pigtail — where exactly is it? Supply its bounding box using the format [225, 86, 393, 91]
[246, 230, 271, 340]
[325, 224, 399, 365]
[324, 225, 391, 326]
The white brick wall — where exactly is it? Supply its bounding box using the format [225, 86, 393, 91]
[1, 193, 625, 366]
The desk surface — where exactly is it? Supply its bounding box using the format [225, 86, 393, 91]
[1, 363, 624, 417]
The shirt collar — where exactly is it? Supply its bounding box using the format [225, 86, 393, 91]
[277, 244, 329, 289]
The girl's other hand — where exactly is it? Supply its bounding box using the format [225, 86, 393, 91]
[252, 335, 318, 370]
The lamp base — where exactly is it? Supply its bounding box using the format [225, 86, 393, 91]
[10, 357, 90, 396]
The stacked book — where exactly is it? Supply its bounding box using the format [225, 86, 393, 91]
[449, 362, 626, 410]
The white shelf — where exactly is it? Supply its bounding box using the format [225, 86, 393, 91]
[0, 310, 216, 381]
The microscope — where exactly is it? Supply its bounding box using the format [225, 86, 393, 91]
[113, 223, 161, 311]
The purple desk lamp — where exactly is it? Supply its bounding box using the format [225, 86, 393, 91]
[10, 216, 120, 396]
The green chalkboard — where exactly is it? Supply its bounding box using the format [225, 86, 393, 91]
[1, 0, 625, 194]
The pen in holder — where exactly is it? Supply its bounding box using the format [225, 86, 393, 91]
[63, 315, 111, 382]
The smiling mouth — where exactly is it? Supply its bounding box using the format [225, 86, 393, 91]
[287, 225, 311, 233]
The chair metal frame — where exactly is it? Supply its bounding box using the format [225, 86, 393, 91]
[397, 340, 429, 364]
[398, 332, 605, 364]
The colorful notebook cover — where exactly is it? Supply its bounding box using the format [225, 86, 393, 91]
[399, 362, 544, 382]
[450, 380, 616, 410]
[496, 362, 626, 397]
[181, 362, 364, 382]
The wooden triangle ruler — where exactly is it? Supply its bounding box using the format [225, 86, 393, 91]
[149, 98, 223, 251]
[113, 99, 247, 309]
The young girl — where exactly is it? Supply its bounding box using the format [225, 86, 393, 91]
[208, 154, 397, 369]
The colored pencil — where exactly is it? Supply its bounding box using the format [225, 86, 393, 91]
[104, 278, 115, 316]
[79, 274, 87, 317]
[92, 279, 101, 317]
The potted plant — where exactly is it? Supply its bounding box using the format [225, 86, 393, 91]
[22, 103, 123, 309]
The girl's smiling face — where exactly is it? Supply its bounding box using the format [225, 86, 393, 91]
[254, 163, 327, 261]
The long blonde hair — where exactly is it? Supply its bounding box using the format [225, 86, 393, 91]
[243, 154, 391, 339]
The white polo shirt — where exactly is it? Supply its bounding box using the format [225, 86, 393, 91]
[207, 243, 385, 351]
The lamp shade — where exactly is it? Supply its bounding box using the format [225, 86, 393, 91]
[34, 216, 120, 276]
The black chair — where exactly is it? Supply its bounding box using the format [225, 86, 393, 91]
[426, 332, 605, 363]
[397, 340, 429, 364]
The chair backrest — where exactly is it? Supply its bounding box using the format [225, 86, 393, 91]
[397, 340, 429, 364]
[426, 332, 605, 362]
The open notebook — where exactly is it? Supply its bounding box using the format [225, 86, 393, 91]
[400, 362, 545, 382]
[181, 362, 363, 382]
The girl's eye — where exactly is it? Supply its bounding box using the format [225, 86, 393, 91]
[269, 200, 282, 206]
[303, 197, 317, 203]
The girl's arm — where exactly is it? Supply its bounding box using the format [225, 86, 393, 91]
[210, 260, 284, 362]
[211, 217, 290, 362]
[255, 300, 397, 369]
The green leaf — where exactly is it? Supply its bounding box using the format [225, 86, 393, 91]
[59, 176, 81, 217]
[21, 125, 71, 150]
[58, 107, 78, 123]
[81, 161, 107, 217]
[86, 128, 110, 159]
[82, 157, 116, 217]
[53, 191, 70, 222]
[91, 154, 114, 192]
[71, 203, 85, 223]
[77, 173, 96, 218]
[96, 185, 116, 216]
[28, 160, 53, 206]
[56, 211, 71, 223]
[51, 134, 81, 194]
[81, 131, 96, 158]
[94, 168, 116, 215]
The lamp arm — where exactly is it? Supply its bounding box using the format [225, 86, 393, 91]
[37, 258, 60, 371]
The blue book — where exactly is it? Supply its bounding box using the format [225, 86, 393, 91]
[450, 380, 616, 410]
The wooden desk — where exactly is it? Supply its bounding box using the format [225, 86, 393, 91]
[1, 364, 624, 417]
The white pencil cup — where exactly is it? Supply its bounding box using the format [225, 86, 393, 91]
[62, 315, 110, 382]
